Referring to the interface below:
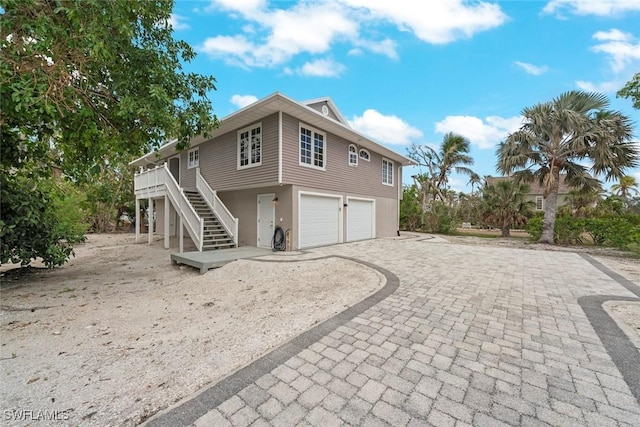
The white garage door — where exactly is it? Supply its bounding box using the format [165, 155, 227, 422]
[299, 194, 341, 248]
[347, 199, 374, 242]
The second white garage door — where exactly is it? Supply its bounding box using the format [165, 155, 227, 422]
[347, 198, 375, 242]
[299, 193, 341, 249]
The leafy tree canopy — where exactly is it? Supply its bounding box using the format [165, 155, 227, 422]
[1, 0, 218, 267]
[617, 73, 640, 110]
[1, 0, 218, 178]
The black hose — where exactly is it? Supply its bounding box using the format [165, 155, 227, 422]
[272, 226, 286, 251]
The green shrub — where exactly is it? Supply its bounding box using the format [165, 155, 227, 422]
[584, 217, 640, 249]
[524, 215, 543, 241]
[423, 201, 453, 234]
[554, 217, 585, 245]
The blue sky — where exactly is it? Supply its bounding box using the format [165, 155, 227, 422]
[169, 0, 640, 192]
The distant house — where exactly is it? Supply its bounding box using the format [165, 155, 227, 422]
[129, 92, 415, 252]
[485, 175, 577, 212]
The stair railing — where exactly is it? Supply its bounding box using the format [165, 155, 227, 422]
[195, 168, 239, 247]
[162, 164, 204, 251]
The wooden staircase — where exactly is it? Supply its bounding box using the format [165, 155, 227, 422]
[184, 190, 235, 250]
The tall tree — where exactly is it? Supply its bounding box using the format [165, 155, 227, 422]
[617, 72, 640, 109]
[408, 132, 475, 204]
[481, 180, 533, 237]
[497, 91, 638, 244]
[1, 0, 218, 267]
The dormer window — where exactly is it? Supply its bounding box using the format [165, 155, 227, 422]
[348, 144, 358, 166]
[359, 149, 370, 161]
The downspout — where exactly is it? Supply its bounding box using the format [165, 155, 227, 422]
[278, 110, 283, 185]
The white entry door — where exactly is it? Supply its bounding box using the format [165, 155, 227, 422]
[257, 194, 275, 248]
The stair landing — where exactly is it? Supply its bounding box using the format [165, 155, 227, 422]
[171, 247, 272, 274]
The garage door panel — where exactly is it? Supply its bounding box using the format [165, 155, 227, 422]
[299, 194, 340, 248]
[347, 199, 374, 242]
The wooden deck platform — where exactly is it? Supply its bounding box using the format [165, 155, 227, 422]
[171, 247, 273, 274]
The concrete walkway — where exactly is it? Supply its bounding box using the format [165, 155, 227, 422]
[145, 236, 640, 426]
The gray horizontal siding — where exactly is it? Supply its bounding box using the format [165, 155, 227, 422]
[281, 113, 398, 199]
[180, 113, 279, 191]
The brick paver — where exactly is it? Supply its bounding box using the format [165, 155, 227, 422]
[146, 237, 640, 427]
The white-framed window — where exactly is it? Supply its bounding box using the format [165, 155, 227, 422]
[187, 147, 199, 169]
[299, 124, 325, 170]
[348, 144, 358, 166]
[359, 149, 370, 161]
[382, 158, 393, 186]
[535, 196, 543, 210]
[238, 123, 262, 169]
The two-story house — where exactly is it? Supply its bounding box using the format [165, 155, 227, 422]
[130, 92, 415, 252]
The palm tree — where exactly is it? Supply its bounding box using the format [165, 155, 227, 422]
[467, 172, 483, 194]
[497, 91, 637, 244]
[482, 180, 533, 237]
[611, 175, 639, 199]
[408, 132, 475, 204]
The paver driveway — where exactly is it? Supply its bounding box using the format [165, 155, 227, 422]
[145, 236, 640, 427]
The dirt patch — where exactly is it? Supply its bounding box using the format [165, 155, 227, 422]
[604, 302, 640, 349]
[0, 234, 383, 426]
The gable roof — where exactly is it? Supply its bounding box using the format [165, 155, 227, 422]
[129, 92, 415, 168]
[485, 175, 575, 195]
[301, 97, 350, 127]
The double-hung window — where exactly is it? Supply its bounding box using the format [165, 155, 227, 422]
[300, 124, 325, 170]
[188, 147, 199, 169]
[238, 123, 262, 169]
[382, 158, 393, 186]
[348, 144, 358, 166]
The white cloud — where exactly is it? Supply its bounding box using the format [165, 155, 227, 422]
[590, 29, 640, 73]
[543, 0, 640, 16]
[339, 0, 507, 44]
[575, 79, 624, 93]
[299, 59, 346, 77]
[207, 0, 266, 15]
[168, 13, 190, 30]
[198, 1, 507, 70]
[435, 115, 523, 150]
[199, 2, 357, 68]
[349, 109, 423, 145]
[230, 94, 258, 108]
[594, 29, 633, 42]
[351, 38, 398, 59]
[514, 61, 549, 75]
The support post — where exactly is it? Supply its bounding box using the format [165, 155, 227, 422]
[135, 198, 140, 242]
[164, 195, 170, 249]
[179, 215, 184, 253]
[148, 198, 153, 245]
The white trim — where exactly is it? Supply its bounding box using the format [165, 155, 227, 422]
[298, 123, 327, 171]
[348, 144, 358, 167]
[237, 122, 263, 170]
[359, 148, 370, 161]
[187, 147, 199, 169]
[382, 157, 394, 186]
[278, 111, 283, 184]
[297, 190, 343, 249]
[346, 196, 376, 242]
[257, 193, 276, 248]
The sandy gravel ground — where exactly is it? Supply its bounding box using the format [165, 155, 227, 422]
[0, 234, 383, 426]
[1, 233, 638, 426]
